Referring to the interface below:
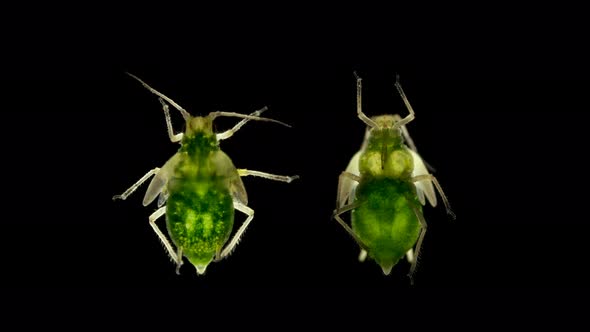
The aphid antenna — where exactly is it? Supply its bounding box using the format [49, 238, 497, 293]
[353, 71, 380, 129]
[392, 74, 416, 130]
[210, 110, 292, 128]
[126, 72, 192, 121]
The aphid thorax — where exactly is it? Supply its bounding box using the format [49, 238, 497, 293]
[359, 115, 414, 180]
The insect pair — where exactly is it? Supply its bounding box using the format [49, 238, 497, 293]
[113, 73, 454, 281]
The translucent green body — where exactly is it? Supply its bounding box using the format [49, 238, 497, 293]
[352, 178, 421, 274]
[116, 74, 298, 276]
[352, 116, 421, 274]
[166, 167, 234, 269]
[164, 119, 241, 270]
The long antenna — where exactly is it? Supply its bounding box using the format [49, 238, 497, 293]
[126, 73, 191, 121]
[393, 74, 415, 129]
[210, 110, 291, 128]
[353, 71, 379, 129]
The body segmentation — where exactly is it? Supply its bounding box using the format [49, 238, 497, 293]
[352, 117, 423, 274]
[114, 75, 297, 275]
[162, 118, 240, 273]
[333, 75, 454, 282]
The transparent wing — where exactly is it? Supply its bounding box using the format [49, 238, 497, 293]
[143, 153, 181, 206]
[409, 149, 437, 207]
[212, 151, 248, 205]
[340, 150, 362, 206]
[157, 189, 169, 207]
[229, 174, 248, 205]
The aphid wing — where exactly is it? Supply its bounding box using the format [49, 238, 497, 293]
[340, 151, 361, 207]
[229, 174, 248, 205]
[143, 153, 181, 206]
[212, 151, 248, 205]
[409, 149, 437, 207]
[157, 189, 169, 207]
[415, 183, 426, 206]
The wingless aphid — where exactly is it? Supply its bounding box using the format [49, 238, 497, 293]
[332, 74, 455, 283]
[113, 74, 299, 275]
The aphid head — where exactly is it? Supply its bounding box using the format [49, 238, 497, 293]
[372, 114, 399, 130]
[179, 115, 219, 156]
[362, 114, 404, 149]
[187, 115, 214, 135]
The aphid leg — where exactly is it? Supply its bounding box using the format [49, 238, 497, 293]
[353, 72, 379, 128]
[333, 171, 368, 251]
[406, 248, 415, 263]
[358, 249, 368, 262]
[148, 206, 182, 266]
[216, 107, 268, 141]
[217, 200, 254, 260]
[237, 169, 299, 183]
[332, 202, 369, 252]
[112, 168, 160, 201]
[393, 74, 416, 129]
[410, 174, 456, 219]
[408, 204, 427, 285]
[175, 247, 184, 275]
[158, 98, 183, 142]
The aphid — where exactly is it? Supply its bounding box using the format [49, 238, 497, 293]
[332, 73, 455, 283]
[113, 74, 299, 275]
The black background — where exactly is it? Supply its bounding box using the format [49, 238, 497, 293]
[2, 8, 590, 295]
[4, 65, 589, 291]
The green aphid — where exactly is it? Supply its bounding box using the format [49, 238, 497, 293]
[114, 74, 298, 275]
[333, 74, 455, 283]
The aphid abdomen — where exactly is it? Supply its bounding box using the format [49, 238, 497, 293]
[166, 177, 234, 271]
[352, 178, 421, 275]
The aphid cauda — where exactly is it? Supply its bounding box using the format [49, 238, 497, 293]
[332, 73, 455, 283]
[113, 74, 299, 275]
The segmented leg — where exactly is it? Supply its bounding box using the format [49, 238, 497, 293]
[358, 249, 368, 262]
[175, 247, 184, 275]
[408, 205, 427, 285]
[216, 107, 268, 140]
[393, 74, 416, 129]
[238, 169, 299, 183]
[333, 170, 368, 250]
[148, 207, 181, 266]
[158, 98, 183, 142]
[410, 174, 455, 219]
[217, 200, 254, 260]
[406, 249, 415, 263]
[353, 72, 379, 128]
[112, 168, 160, 201]
[332, 202, 369, 252]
